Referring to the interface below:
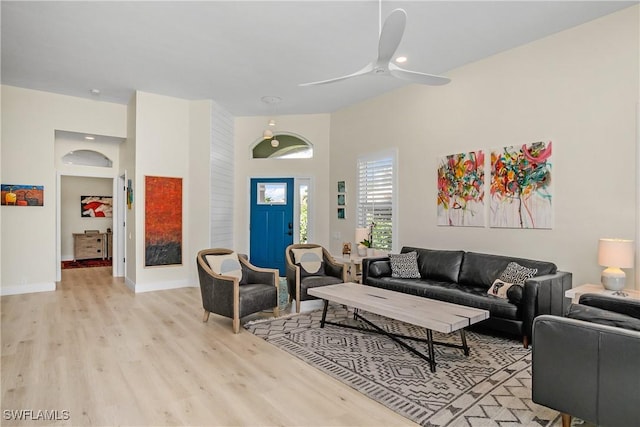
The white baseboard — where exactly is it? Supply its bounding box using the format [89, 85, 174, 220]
[133, 279, 193, 293]
[1, 282, 56, 296]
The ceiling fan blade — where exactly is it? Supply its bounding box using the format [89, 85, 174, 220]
[389, 63, 451, 86]
[377, 8, 406, 64]
[299, 63, 374, 86]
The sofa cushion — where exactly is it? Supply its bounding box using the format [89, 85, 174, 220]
[458, 252, 557, 289]
[366, 277, 518, 320]
[567, 303, 640, 331]
[579, 294, 640, 320]
[401, 247, 465, 283]
[368, 259, 392, 278]
[390, 252, 421, 278]
[506, 284, 524, 305]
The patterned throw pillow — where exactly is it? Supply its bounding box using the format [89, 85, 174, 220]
[487, 279, 515, 299]
[498, 262, 538, 285]
[206, 252, 245, 283]
[291, 247, 325, 277]
[390, 252, 421, 279]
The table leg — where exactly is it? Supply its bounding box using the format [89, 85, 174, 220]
[320, 299, 329, 328]
[460, 329, 469, 356]
[426, 329, 436, 373]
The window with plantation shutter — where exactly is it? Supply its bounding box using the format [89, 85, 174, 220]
[357, 150, 396, 252]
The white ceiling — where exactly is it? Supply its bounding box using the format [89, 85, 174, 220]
[1, 1, 636, 116]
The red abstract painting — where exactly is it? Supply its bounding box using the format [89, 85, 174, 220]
[145, 176, 182, 266]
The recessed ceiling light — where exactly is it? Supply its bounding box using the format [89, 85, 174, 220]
[84, 135, 95, 140]
[395, 56, 407, 64]
[90, 88, 101, 95]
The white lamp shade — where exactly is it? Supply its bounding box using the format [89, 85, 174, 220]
[355, 228, 369, 245]
[598, 238, 634, 268]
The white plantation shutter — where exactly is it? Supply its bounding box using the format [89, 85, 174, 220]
[357, 151, 396, 251]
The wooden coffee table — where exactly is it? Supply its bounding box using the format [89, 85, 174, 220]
[308, 282, 489, 372]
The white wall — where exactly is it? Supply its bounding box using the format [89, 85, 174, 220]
[330, 6, 639, 289]
[60, 176, 113, 260]
[233, 114, 331, 254]
[132, 91, 211, 292]
[1, 86, 127, 294]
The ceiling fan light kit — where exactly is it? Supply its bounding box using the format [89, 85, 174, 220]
[299, 8, 450, 87]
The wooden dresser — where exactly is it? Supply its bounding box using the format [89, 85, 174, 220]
[73, 232, 105, 261]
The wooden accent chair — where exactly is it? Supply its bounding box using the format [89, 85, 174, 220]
[285, 243, 347, 313]
[196, 248, 279, 333]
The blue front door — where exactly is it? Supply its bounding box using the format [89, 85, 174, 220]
[250, 178, 294, 275]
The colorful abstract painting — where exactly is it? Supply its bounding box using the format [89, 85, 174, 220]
[437, 151, 485, 226]
[145, 176, 183, 266]
[490, 141, 552, 229]
[1, 184, 44, 206]
[81, 195, 112, 217]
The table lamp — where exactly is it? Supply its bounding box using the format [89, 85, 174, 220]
[598, 238, 634, 291]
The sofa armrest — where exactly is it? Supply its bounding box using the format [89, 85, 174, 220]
[522, 271, 572, 342]
[362, 256, 390, 284]
[532, 315, 640, 426]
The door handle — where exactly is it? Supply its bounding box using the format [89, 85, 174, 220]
[288, 222, 293, 229]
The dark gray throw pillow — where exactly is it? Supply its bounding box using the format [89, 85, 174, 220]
[389, 252, 421, 279]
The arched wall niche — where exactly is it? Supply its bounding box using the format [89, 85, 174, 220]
[251, 132, 313, 159]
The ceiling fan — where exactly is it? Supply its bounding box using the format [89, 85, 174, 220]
[299, 6, 451, 87]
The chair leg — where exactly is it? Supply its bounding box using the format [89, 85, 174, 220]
[561, 413, 571, 427]
[523, 335, 529, 349]
[202, 310, 210, 323]
[273, 306, 280, 318]
[233, 317, 240, 334]
[296, 300, 301, 313]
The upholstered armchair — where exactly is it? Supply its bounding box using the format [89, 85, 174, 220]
[532, 294, 640, 427]
[197, 248, 279, 333]
[285, 243, 347, 313]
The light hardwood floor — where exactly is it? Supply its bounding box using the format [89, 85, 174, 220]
[1, 267, 416, 426]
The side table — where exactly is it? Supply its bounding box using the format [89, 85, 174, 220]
[333, 255, 364, 283]
[565, 283, 640, 303]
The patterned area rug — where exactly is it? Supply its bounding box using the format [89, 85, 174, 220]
[245, 304, 562, 427]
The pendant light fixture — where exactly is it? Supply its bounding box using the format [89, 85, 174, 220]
[260, 96, 282, 146]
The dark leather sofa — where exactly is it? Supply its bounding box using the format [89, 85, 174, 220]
[362, 246, 572, 346]
[532, 294, 640, 427]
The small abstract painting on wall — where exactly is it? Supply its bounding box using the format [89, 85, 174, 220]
[81, 195, 113, 217]
[145, 176, 183, 267]
[1, 184, 44, 206]
[490, 141, 552, 229]
[437, 151, 485, 226]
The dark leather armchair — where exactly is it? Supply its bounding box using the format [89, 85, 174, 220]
[285, 244, 346, 313]
[532, 294, 640, 427]
[197, 248, 279, 333]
